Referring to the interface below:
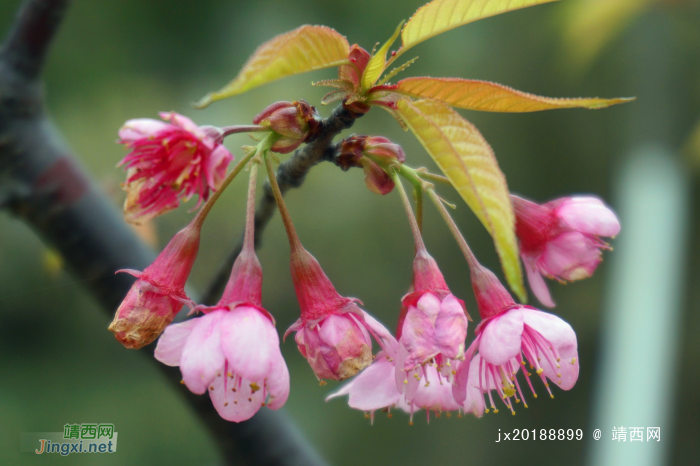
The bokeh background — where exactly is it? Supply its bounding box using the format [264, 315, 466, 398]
[1, 0, 699, 465]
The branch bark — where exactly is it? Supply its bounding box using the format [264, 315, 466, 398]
[0, 1, 327, 465]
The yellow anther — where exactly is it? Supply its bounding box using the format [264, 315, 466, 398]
[536, 368, 544, 375]
[485, 408, 490, 414]
[515, 399, 520, 403]
[572, 358, 576, 365]
[550, 395, 554, 399]
[404, 380, 408, 384]
[512, 411, 516, 416]
[451, 370, 456, 375]
[524, 404, 529, 408]
[533, 394, 538, 398]
[493, 409, 499, 414]
[250, 382, 261, 393]
[556, 358, 561, 362]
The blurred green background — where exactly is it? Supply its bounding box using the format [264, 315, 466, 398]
[1, 0, 699, 465]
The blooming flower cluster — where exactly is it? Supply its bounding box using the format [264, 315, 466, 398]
[110, 101, 618, 425]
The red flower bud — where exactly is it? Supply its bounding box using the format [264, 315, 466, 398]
[253, 100, 322, 153]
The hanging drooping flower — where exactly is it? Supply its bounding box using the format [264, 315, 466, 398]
[453, 261, 579, 414]
[395, 249, 469, 390]
[118, 112, 233, 223]
[513, 195, 620, 307]
[285, 246, 393, 381]
[155, 163, 289, 422]
[109, 219, 200, 349]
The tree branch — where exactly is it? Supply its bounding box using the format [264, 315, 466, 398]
[0, 1, 327, 465]
[202, 105, 363, 305]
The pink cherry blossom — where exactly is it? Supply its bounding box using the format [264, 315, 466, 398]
[513, 195, 620, 307]
[453, 305, 579, 414]
[155, 237, 289, 422]
[118, 112, 233, 223]
[394, 249, 469, 402]
[285, 246, 394, 381]
[155, 306, 289, 422]
[109, 220, 200, 349]
[328, 337, 479, 423]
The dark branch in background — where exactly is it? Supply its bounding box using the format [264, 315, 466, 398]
[0, 1, 327, 465]
[202, 105, 363, 304]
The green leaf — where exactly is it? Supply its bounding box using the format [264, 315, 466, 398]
[361, 21, 404, 91]
[195, 26, 349, 107]
[396, 98, 526, 301]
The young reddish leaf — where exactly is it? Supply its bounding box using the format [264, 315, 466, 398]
[394, 0, 558, 61]
[394, 77, 634, 112]
[361, 21, 405, 91]
[195, 26, 349, 107]
[396, 98, 526, 301]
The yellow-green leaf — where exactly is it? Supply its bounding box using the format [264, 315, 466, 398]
[397, 0, 558, 60]
[195, 25, 349, 108]
[395, 77, 634, 112]
[396, 98, 525, 301]
[361, 21, 404, 91]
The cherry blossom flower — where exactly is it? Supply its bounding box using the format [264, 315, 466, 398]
[285, 246, 393, 381]
[453, 262, 579, 414]
[118, 112, 233, 223]
[513, 195, 620, 307]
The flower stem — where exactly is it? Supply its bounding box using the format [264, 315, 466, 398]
[242, 161, 259, 253]
[389, 168, 425, 253]
[413, 185, 423, 233]
[221, 125, 270, 137]
[425, 188, 479, 269]
[264, 150, 303, 252]
[193, 133, 279, 228]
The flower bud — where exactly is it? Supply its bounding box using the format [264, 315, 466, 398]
[253, 100, 322, 153]
[109, 221, 200, 349]
[338, 44, 371, 91]
[337, 135, 405, 195]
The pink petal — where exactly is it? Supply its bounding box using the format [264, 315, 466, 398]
[524, 258, 555, 308]
[434, 293, 468, 359]
[411, 365, 461, 412]
[326, 353, 401, 411]
[460, 356, 486, 417]
[521, 308, 579, 390]
[478, 308, 524, 366]
[220, 306, 279, 382]
[358, 310, 397, 356]
[180, 310, 226, 395]
[452, 336, 479, 404]
[154, 319, 199, 366]
[558, 197, 620, 237]
[209, 371, 265, 422]
[160, 111, 205, 138]
[119, 118, 169, 141]
[205, 145, 233, 190]
[265, 352, 290, 410]
[540, 231, 602, 281]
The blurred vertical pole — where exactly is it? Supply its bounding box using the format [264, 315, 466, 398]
[588, 13, 687, 466]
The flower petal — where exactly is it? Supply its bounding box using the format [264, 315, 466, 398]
[209, 370, 265, 422]
[326, 354, 401, 411]
[557, 197, 620, 237]
[119, 118, 169, 141]
[521, 309, 579, 390]
[265, 352, 290, 410]
[540, 231, 602, 281]
[478, 308, 524, 366]
[205, 145, 233, 190]
[524, 258, 555, 308]
[220, 306, 279, 382]
[154, 318, 198, 366]
[434, 293, 468, 359]
[180, 310, 226, 395]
